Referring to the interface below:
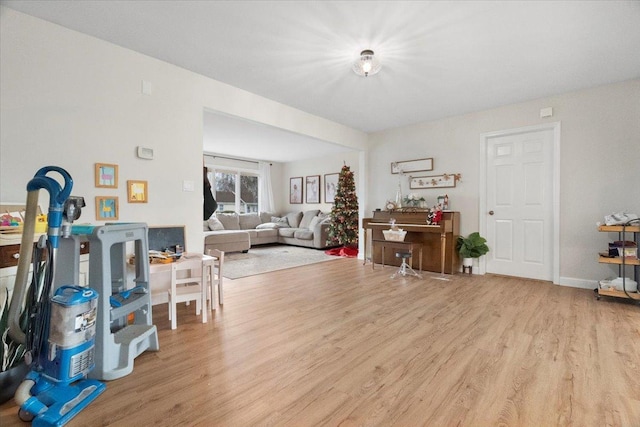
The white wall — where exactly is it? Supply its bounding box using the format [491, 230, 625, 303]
[0, 8, 366, 253]
[2, 8, 638, 289]
[368, 79, 640, 287]
[281, 150, 361, 215]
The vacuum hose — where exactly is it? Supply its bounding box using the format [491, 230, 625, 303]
[8, 166, 73, 345]
[7, 190, 40, 345]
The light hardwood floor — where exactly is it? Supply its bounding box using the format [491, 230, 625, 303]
[1, 258, 639, 426]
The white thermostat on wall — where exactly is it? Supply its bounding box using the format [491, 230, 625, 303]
[136, 146, 154, 160]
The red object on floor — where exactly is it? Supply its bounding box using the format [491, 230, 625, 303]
[325, 246, 358, 258]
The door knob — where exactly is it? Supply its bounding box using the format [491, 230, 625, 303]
[488, 210, 494, 215]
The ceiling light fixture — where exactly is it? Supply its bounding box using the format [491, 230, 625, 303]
[352, 49, 381, 77]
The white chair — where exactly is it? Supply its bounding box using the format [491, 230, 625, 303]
[205, 249, 224, 308]
[167, 257, 206, 329]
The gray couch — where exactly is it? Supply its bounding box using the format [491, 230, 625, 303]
[203, 209, 335, 254]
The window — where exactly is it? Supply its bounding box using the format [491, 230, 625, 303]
[212, 169, 259, 213]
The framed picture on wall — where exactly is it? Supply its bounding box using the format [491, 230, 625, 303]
[290, 177, 303, 204]
[95, 163, 118, 188]
[127, 180, 148, 203]
[391, 158, 433, 174]
[95, 196, 119, 220]
[409, 173, 459, 189]
[324, 173, 339, 203]
[305, 175, 320, 204]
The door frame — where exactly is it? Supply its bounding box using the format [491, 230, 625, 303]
[478, 122, 561, 284]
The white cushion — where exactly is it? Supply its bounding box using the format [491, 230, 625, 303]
[256, 222, 289, 229]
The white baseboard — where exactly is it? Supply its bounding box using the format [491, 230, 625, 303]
[557, 276, 599, 290]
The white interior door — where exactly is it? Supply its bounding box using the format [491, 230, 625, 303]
[483, 125, 556, 281]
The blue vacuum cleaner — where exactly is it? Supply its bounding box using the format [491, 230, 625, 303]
[7, 166, 105, 426]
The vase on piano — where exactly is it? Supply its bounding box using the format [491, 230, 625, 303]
[395, 183, 402, 208]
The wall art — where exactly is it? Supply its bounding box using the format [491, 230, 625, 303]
[306, 175, 320, 204]
[391, 158, 433, 174]
[127, 180, 148, 203]
[410, 173, 461, 189]
[95, 163, 118, 188]
[95, 196, 119, 220]
[324, 173, 339, 203]
[290, 177, 303, 204]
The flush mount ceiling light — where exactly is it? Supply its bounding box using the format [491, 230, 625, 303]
[352, 49, 381, 77]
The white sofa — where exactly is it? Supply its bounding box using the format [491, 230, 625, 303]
[204, 210, 335, 254]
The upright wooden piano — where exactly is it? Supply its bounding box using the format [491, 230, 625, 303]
[363, 210, 460, 274]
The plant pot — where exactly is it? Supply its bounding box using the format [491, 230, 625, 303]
[462, 257, 474, 267]
[0, 362, 29, 404]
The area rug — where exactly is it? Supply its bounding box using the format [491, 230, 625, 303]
[222, 245, 340, 279]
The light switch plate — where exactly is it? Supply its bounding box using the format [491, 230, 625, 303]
[183, 180, 195, 192]
[141, 80, 153, 95]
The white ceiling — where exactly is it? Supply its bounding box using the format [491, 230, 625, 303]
[3, 0, 640, 161]
[203, 111, 354, 163]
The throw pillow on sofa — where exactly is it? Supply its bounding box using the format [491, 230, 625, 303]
[299, 210, 320, 229]
[271, 216, 290, 226]
[286, 212, 303, 228]
[256, 222, 289, 229]
[216, 212, 240, 230]
[307, 216, 320, 230]
[207, 217, 225, 231]
[239, 213, 262, 230]
[259, 211, 276, 224]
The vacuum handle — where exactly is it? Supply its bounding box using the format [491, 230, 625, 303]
[29, 166, 74, 206]
[26, 166, 74, 248]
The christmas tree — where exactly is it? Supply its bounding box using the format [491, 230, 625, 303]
[327, 164, 359, 247]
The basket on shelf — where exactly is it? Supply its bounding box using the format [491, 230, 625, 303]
[382, 229, 406, 242]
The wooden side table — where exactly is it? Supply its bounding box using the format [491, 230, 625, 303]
[372, 239, 423, 272]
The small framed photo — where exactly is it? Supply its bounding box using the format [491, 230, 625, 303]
[127, 180, 148, 203]
[95, 163, 118, 188]
[290, 177, 303, 204]
[324, 173, 339, 203]
[305, 175, 321, 204]
[95, 196, 119, 220]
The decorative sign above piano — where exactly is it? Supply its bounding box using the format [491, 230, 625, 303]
[391, 158, 433, 174]
[410, 173, 461, 189]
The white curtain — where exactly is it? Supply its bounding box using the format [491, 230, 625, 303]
[259, 161, 275, 213]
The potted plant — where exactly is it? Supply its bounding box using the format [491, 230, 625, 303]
[403, 193, 426, 208]
[456, 232, 490, 271]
